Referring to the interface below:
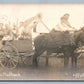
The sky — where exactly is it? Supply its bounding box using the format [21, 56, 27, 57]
[0, 4, 84, 33]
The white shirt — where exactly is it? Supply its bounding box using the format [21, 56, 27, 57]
[54, 22, 75, 32]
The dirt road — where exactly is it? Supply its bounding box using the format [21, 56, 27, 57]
[0, 57, 84, 80]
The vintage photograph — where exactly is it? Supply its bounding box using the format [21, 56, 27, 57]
[0, 4, 84, 80]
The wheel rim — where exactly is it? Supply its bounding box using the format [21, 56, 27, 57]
[0, 45, 19, 69]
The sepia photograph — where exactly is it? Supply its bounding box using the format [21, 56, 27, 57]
[0, 4, 84, 80]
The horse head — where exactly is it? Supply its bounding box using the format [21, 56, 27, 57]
[75, 27, 84, 47]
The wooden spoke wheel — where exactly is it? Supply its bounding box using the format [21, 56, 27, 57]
[0, 44, 19, 70]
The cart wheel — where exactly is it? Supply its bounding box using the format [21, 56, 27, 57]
[0, 45, 19, 70]
[23, 56, 33, 65]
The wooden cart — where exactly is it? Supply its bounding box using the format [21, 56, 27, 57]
[0, 39, 34, 69]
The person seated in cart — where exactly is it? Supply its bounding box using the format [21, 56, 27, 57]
[2, 23, 13, 40]
[54, 13, 75, 32]
[11, 23, 19, 40]
[53, 13, 76, 45]
[0, 23, 4, 48]
[18, 13, 42, 40]
[19, 21, 38, 40]
[0, 23, 4, 39]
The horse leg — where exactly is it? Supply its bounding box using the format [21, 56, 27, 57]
[71, 52, 74, 69]
[71, 56, 74, 69]
[63, 47, 70, 69]
[33, 49, 45, 67]
[64, 56, 69, 68]
[71, 53, 77, 70]
[46, 55, 48, 66]
[35, 57, 38, 67]
[75, 56, 77, 69]
[46, 51, 50, 66]
[33, 55, 39, 67]
[33, 53, 37, 67]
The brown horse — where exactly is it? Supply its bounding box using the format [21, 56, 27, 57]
[33, 28, 84, 69]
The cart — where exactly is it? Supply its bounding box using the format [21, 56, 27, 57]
[0, 39, 34, 70]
